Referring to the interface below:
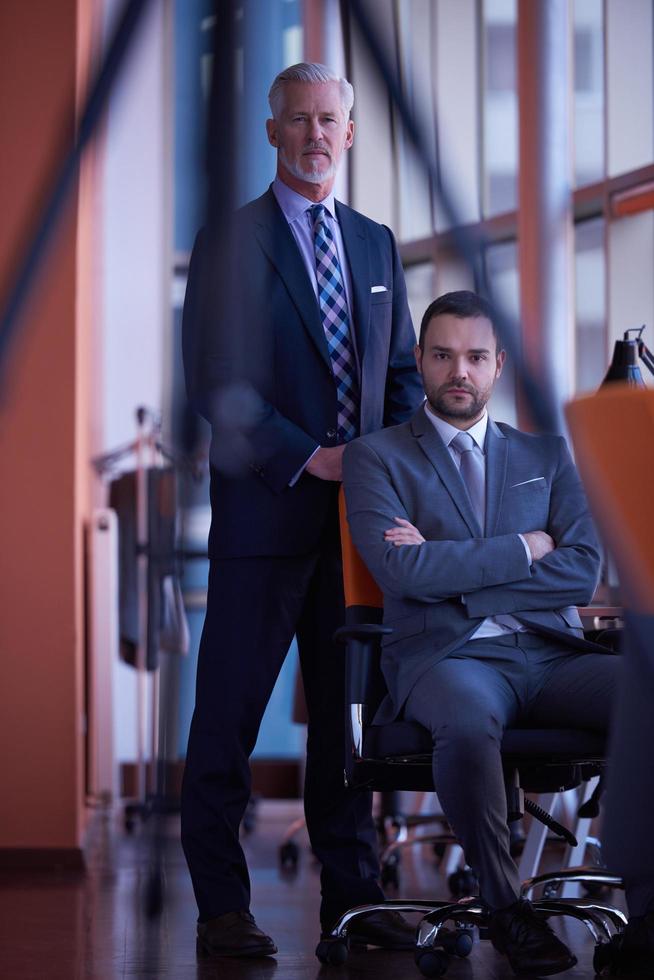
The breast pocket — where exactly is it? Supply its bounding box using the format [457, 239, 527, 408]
[509, 479, 549, 495]
[505, 480, 550, 527]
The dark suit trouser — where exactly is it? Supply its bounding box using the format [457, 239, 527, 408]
[404, 631, 619, 909]
[180, 518, 383, 926]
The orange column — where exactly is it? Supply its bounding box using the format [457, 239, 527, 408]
[0, 0, 89, 861]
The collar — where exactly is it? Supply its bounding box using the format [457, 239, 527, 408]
[424, 403, 488, 452]
[272, 176, 337, 224]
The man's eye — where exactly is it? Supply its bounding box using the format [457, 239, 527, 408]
[435, 352, 449, 360]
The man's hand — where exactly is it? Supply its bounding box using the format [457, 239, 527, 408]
[384, 517, 426, 547]
[523, 530, 555, 561]
[306, 446, 346, 482]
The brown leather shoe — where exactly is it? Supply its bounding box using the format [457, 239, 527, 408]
[196, 911, 277, 958]
[489, 899, 577, 975]
[334, 910, 416, 950]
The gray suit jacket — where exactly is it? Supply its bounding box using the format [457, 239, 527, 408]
[343, 405, 603, 722]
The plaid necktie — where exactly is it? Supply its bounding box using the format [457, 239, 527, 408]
[452, 430, 486, 532]
[310, 204, 359, 442]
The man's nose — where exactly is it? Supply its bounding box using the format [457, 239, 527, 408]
[308, 116, 322, 140]
[450, 359, 468, 378]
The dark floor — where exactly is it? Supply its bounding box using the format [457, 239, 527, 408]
[0, 800, 623, 979]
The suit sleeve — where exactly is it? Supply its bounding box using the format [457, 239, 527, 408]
[182, 228, 318, 493]
[464, 438, 601, 616]
[382, 226, 424, 427]
[343, 439, 531, 602]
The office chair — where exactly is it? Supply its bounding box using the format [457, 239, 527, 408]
[315, 489, 626, 977]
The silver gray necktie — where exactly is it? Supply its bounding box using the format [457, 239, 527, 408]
[452, 430, 485, 532]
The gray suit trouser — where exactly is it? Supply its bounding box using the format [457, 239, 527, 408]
[404, 630, 618, 910]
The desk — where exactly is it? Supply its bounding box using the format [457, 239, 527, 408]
[578, 606, 623, 631]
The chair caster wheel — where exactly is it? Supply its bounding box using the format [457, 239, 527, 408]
[450, 930, 473, 958]
[145, 868, 164, 918]
[315, 939, 349, 965]
[593, 939, 618, 975]
[415, 948, 449, 977]
[279, 840, 299, 871]
[437, 926, 473, 958]
[381, 854, 400, 890]
[448, 867, 478, 899]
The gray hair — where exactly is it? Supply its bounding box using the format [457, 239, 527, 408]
[268, 62, 354, 119]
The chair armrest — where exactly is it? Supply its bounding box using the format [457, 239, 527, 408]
[334, 623, 392, 643]
[336, 623, 392, 769]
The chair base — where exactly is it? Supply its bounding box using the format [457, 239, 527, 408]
[315, 870, 627, 975]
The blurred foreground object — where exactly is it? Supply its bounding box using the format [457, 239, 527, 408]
[566, 387, 654, 612]
[566, 387, 654, 920]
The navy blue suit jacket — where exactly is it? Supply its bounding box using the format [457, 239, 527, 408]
[183, 186, 422, 558]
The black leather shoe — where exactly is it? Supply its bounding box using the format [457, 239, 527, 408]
[488, 899, 577, 975]
[196, 911, 277, 958]
[324, 910, 415, 950]
[606, 910, 654, 976]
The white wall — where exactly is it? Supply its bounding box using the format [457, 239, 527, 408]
[98, 0, 171, 770]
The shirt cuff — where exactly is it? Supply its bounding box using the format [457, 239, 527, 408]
[517, 533, 532, 565]
[289, 444, 321, 487]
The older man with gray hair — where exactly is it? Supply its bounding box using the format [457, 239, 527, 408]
[181, 62, 422, 958]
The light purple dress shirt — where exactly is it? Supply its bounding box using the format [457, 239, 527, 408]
[272, 177, 360, 483]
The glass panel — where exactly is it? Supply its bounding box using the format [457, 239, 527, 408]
[485, 240, 518, 426]
[606, 0, 654, 176]
[433, 0, 481, 231]
[575, 217, 606, 393]
[349, 0, 397, 227]
[395, 0, 435, 240]
[573, 0, 605, 186]
[482, 0, 518, 216]
[607, 211, 654, 382]
[404, 261, 436, 341]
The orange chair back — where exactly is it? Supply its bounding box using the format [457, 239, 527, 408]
[565, 386, 654, 614]
[338, 486, 383, 611]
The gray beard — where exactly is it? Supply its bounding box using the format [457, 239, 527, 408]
[280, 148, 337, 185]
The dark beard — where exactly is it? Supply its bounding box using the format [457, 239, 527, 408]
[428, 388, 487, 422]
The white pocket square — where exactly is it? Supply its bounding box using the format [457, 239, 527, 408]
[510, 477, 545, 488]
[370, 285, 388, 293]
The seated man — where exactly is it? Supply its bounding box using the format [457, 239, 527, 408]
[343, 290, 619, 976]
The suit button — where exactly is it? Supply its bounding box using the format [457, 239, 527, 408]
[326, 428, 337, 440]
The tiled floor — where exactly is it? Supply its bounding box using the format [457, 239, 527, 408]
[0, 800, 625, 979]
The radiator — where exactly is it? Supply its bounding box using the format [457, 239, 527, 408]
[87, 508, 119, 800]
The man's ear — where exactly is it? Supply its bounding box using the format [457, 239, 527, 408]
[414, 344, 423, 375]
[495, 349, 506, 378]
[344, 118, 354, 151]
[266, 118, 278, 147]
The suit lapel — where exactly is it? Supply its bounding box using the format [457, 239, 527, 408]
[484, 418, 508, 536]
[252, 189, 332, 373]
[411, 408, 481, 536]
[336, 202, 371, 359]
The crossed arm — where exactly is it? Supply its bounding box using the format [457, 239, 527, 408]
[343, 437, 601, 612]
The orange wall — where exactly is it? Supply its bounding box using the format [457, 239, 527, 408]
[0, 1, 86, 850]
